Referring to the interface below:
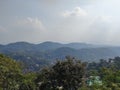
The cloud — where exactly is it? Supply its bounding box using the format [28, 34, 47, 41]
[62, 7, 88, 17]
[39, 0, 57, 4]
[0, 17, 48, 44]
[14, 17, 45, 30]
[9, 17, 46, 40]
[1, 0, 120, 45]
[53, 12, 116, 44]
[0, 26, 6, 32]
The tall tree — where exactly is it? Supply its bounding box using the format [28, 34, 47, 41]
[35, 56, 86, 90]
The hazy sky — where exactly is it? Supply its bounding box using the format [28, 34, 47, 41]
[0, 0, 120, 45]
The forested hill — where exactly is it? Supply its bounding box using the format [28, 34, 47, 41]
[0, 41, 120, 71]
[0, 41, 101, 51]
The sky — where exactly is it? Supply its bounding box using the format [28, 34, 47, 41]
[0, 0, 120, 45]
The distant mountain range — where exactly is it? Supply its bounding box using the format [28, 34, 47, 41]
[0, 41, 120, 71]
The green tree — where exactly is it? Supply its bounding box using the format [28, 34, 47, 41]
[35, 56, 86, 90]
[19, 73, 36, 90]
[0, 54, 22, 90]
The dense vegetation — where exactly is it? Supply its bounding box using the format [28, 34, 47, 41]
[0, 54, 37, 90]
[1, 54, 120, 90]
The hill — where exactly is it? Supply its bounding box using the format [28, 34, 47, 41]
[0, 41, 120, 71]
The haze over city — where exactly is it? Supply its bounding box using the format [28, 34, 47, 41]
[0, 0, 120, 45]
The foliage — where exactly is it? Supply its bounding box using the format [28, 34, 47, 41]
[87, 57, 120, 90]
[1, 53, 120, 90]
[35, 56, 86, 90]
[0, 54, 37, 90]
[19, 73, 36, 90]
[0, 54, 22, 90]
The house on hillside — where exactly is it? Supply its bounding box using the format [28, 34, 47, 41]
[86, 76, 102, 86]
